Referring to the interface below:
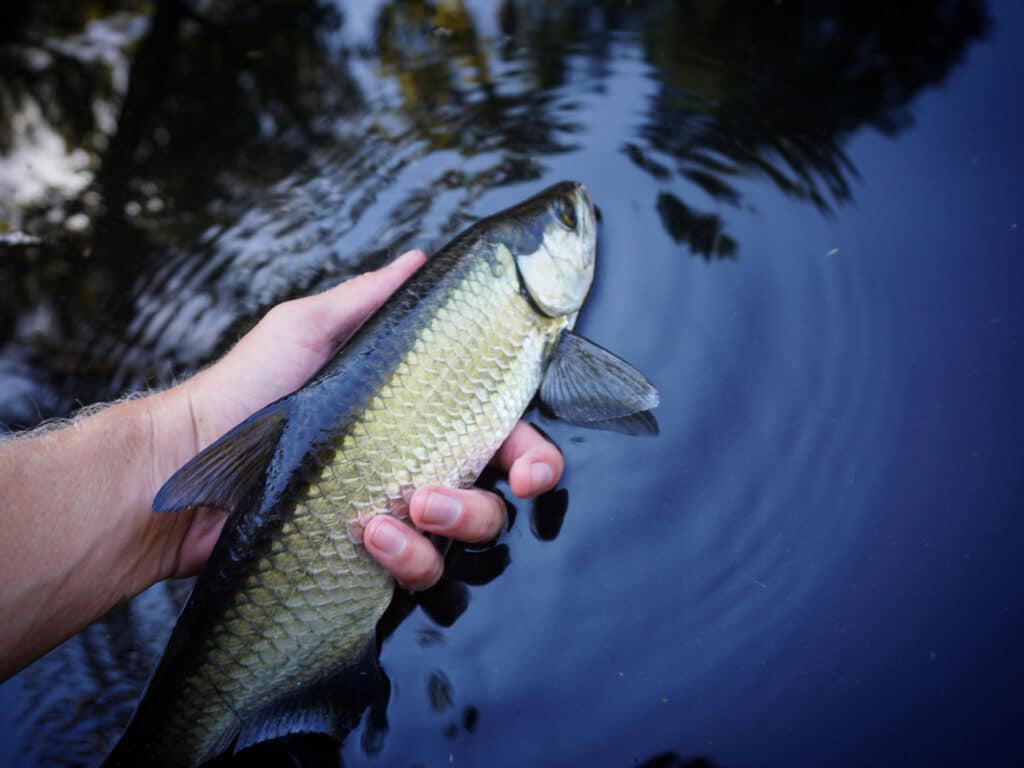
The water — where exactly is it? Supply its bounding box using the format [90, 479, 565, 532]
[1, 1, 1021, 766]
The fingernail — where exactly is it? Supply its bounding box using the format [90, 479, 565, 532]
[530, 462, 554, 492]
[421, 491, 462, 527]
[370, 518, 408, 556]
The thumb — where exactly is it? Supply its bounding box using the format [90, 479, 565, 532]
[187, 249, 427, 444]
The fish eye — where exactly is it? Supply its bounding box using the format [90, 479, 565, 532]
[554, 196, 577, 230]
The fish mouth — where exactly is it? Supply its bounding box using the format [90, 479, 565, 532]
[579, 182, 594, 211]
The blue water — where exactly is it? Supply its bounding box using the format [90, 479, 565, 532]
[1, 1, 1021, 766]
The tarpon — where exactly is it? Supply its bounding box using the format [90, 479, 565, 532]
[101, 181, 658, 766]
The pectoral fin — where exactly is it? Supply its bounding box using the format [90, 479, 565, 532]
[587, 409, 660, 437]
[152, 400, 290, 513]
[540, 331, 659, 426]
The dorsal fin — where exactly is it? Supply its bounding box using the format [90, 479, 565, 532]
[153, 400, 290, 513]
[540, 331, 659, 425]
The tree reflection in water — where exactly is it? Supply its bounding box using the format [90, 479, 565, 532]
[0, 1, 988, 765]
[0, 0, 988, 425]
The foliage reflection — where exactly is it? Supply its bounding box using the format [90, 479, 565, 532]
[1, 1, 990, 765]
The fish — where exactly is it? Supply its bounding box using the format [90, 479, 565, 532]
[100, 180, 659, 767]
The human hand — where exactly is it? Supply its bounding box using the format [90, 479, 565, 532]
[145, 249, 564, 590]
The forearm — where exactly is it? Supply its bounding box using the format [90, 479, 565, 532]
[0, 391, 190, 679]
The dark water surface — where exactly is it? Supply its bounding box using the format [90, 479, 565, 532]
[1, 1, 1022, 766]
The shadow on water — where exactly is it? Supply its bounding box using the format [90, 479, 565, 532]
[0, 1, 990, 766]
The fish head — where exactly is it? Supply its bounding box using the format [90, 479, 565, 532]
[505, 181, 597, 318]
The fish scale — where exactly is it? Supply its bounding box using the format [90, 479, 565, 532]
[105, 237, 569, 767]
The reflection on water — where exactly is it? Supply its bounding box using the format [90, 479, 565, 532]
[0, 0, 988, 428]
[0, 1, 994, 766]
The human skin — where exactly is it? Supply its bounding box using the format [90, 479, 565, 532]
[0, 249, 564, 681]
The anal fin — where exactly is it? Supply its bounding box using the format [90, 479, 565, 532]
[234, 640, 386, 754]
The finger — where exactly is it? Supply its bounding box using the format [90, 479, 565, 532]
[186, 250, 427, 437]
[409, 486, 506, 543]
[248, 248, 427, 361]
[363, 516, 444, 591]
[302, 248, 427, 351]
[494, 422, 564, 498]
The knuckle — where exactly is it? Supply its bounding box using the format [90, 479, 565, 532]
[263, 299, 299, 325]
[486, 494, 507, 528]
[465, 492, 505, 541]
[539, 440, 563, 463]
[425, 557, 445, 589]
[549, 450, 565, 479]
[401, 548, 443, 591]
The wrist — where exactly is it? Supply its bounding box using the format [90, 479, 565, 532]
[129, 383, 202, 587]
